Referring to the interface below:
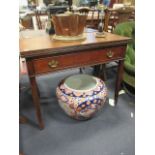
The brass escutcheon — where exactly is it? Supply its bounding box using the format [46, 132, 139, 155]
[48, 60, 58, 68]
[106, 51, 114, 58]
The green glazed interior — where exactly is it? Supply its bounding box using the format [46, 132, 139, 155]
[64, 74, 97, 91]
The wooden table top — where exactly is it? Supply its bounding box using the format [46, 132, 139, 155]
[19, 29, 131, 58]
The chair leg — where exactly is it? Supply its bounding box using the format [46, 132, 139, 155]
[79, 68, 83, 73]
[93, 65, 101, 76]
[79, 67, 86, 74]
[19, 116, 28, 124]
[93, 64, 107, 81]
[100, 64, 107, 81]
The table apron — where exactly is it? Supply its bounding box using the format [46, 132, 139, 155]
[28, 46, 126, 76]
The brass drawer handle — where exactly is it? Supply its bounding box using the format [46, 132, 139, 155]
[107, 51, 114, 58]
[48, 60, 58, 68]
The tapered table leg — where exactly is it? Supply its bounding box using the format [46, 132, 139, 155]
[114, 60, 124, 105]
[29, 76, 44, 129]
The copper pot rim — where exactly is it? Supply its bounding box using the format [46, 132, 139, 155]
[52, 13, 87, 17]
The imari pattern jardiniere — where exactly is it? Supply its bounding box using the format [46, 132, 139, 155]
[56, 74, 108, 120]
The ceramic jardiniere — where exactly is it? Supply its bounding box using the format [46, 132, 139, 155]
[56, 74, 108, 120]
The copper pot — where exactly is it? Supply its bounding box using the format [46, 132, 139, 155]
[52, 13, 87, 38]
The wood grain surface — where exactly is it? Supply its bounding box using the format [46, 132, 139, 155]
[19, 30, 131, 58]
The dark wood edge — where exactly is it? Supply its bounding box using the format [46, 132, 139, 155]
[20, 40, 130, 58]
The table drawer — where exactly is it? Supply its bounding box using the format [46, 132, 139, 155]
[33, 46, 126, 74]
